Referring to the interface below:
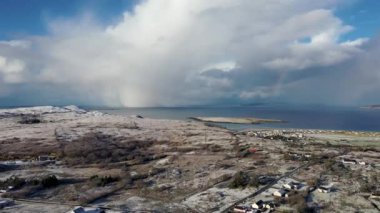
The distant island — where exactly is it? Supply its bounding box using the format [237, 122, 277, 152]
[361, 104, 380, 109]
[190, 116, 285, 124]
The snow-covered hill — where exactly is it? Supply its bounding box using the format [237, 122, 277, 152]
[0, 105, 87, 117]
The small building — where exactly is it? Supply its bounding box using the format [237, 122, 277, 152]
[233, 205, 250, 213]
[264, 202, 275, 210]
[317, 183, 334, 193]
[68, 206, 105, 213]
[252, 200, 264, 209]
[283, 181, 302, 190]
[252, 200, 275, 210]
[341, 158, 356, 165]
[37, 155, 54, 161]
[370, 192, 380, 199]
[356, 160, 366, 165]
[273, 189, 289, 197]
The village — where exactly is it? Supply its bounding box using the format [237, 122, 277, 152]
[0, 106, 379, 212]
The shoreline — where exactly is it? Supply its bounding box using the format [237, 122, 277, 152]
[1, 105, 379, 133]
[189, 116, 285, 125]
[97, 107, 380, 132]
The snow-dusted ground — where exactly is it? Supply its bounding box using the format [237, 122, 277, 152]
[182, 186, 257, 212]
[0, 105, 88, 117]
[1, 106, 379, 213]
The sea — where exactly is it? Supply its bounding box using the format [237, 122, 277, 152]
[97, 105, 380, 132]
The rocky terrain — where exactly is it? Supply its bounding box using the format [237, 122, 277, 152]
[0, 106, 379, 213]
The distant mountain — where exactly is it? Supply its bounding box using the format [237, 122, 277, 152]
[361, 104, 380, 109]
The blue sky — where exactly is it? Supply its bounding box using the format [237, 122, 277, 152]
[0, 0, 379, 107]
[336, 0, 380, 40]
[0, 0, 138, 39]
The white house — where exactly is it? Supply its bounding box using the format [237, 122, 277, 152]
[317, 183, 334, 193]
[233, 205, 249, 213]
[273, 189, 289, 197]
[341, 158, 356, 165]
[252, 200, 264, 209]
[283, 181, 302, 190]
[252, 200, 274, 210]
[68, 206, 105, 213]
[370, 193, 380, 199]
[356, 160, 366, 165]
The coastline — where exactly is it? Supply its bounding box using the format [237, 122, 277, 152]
[97, 106, 380, 132]
[0, 106, 379, 212]
[189, 116, 285, 124]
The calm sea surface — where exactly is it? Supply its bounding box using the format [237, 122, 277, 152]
[97, 106, 380, 132]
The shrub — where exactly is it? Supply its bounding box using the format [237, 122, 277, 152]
[41, 175, 59, 188]
[0, 176, 26, 190]
[98, 176, 119, 187]
[286, 191, 315, 213]
[19, 115, 42, 124]
[306, 177, 321, 188]
[63, 133, 154, 165]
[359, 174, 379, 193]
[287, 191, 308, 205]
[248, 174, 260, 187]
[229, 171, 249, 188]
[90, 175, 119, 187]
[229, 172, 260, 188]
[29, 179, 41, 186]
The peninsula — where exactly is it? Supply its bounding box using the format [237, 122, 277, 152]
[190, 117, 285, 124]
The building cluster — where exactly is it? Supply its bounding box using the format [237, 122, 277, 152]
[67, 206, 105, 213]
[247, 130, 305, 142]
[317, 183, 334, 193]
[340, 157, 366, 165]
[233, 200, 275, 213]
[0, 155, 56, 167]
[233, 178, 309, 213]
[287, 152, 312, 161]
[232, 176, 339, 213]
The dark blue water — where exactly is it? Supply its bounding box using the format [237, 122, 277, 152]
[97, 106, 380, 131]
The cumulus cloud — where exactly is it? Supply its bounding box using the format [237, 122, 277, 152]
[0, 0, 378, 106]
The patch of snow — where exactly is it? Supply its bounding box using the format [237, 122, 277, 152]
[155, 157, 171, 166]
[86, 111, 104, 117]
[0, 105, 88, 117]
[63, 105, 87, 113]
[182, 187, 256, 212]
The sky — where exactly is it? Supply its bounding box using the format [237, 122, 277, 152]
[0, 0, 379, 107]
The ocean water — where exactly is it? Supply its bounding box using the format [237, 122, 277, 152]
[97, 105, 380, 132]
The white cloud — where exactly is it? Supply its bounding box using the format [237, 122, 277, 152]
[0, 40, 31, 48]
[0, 0, 377, 106]
[0, 56, 26, 83]
[200, 61, 239, 73]
[240, 87, 278, 99]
